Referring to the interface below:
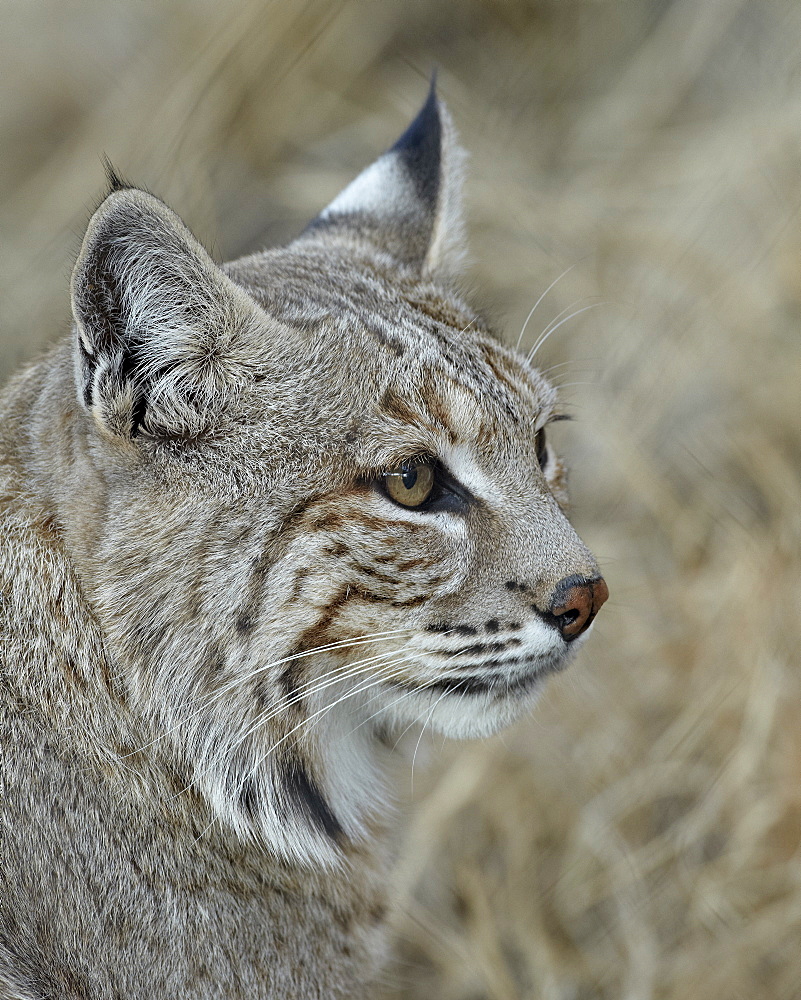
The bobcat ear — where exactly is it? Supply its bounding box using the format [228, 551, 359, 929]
[301, 80, 468, 279]
[71, 188, 263, 438]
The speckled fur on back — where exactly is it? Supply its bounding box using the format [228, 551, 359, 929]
[0, 85, 606, 998]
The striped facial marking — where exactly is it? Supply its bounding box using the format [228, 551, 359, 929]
[228, 340, 598, 744]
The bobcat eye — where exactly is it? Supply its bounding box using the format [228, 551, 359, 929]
[383, 459, 435, 508]
[535, 428, 548, 469]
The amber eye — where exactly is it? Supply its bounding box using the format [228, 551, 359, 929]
[535, 428, 548, 469]
[383, 459, 436, 508]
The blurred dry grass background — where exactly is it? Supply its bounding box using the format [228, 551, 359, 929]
[2, 0, 800, 997]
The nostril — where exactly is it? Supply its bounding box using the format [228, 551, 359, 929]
[548, 575, 609, 641]
[555, 608, 580, 629]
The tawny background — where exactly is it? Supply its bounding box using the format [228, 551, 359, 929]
[2, 1, 799, 996]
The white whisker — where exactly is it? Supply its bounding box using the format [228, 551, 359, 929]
[523, 297, 591, 360]
[539, 360, 577, 377]
[344, 682, 424, 740]
[410, 688, 452, 795]
[182, 647, 415, 796]
[236, 648, 409, 738]
[121, 629, 414, 758]
[528, 301, 606, 362]
[515, 261, 581, 350]
[553, 380, 596, 390]
[235, 656, 422, 803]
[216, 628, 414, 697]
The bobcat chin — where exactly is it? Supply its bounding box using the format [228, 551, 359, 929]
[0, 83, 607, 999]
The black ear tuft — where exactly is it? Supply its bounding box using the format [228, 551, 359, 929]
[101, 156, 133, 195]
[390, 77, 441, 212]
[296, 79, 467, 279]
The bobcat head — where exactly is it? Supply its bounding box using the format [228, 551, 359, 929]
[62, 83, 607, 864]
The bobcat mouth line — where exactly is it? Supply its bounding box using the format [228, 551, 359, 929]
[392, 659, 565, 698]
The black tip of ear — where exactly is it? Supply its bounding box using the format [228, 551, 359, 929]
[391, 75, 441, 209]
[102, 155, 133, 195]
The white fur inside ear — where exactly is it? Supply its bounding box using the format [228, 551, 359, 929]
[320, 151, 417, 220]
[424, 102, 468, 277]
[313, 97, 469, 279]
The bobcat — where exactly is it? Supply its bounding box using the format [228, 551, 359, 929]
[0, 84, 607, 998]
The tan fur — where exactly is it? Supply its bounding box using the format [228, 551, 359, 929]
[0, 87, 605, 998]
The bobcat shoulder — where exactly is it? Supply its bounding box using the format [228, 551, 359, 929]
[0, 85, 607, 998]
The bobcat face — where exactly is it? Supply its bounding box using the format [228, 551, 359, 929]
[63, 84, 606, 862]
[233, 290, 603, 743]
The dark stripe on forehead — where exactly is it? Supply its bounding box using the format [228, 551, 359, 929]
[406, 291, 477, 332]
[479, 366, 523, 425]
[418, 377, 460, 442]
[483, 347, 523, 396]
[380, 386, 432, 432]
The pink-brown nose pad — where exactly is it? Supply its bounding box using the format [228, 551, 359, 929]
[548, 575, 609, 640]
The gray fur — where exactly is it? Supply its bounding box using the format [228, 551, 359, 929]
[0, 88, 604, 998]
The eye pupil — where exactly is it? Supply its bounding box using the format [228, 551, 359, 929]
[401, 466, 418, 489]
[382, 459, 436, 508]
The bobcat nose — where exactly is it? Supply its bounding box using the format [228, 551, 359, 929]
[548, 575, 609, 641]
